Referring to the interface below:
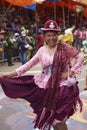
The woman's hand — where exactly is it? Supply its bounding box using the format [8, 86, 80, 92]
[0, 74, 12, 78]
[0, 71, 18, 78]
[61, 70, 74, 80]
[61, 71, 68, 80]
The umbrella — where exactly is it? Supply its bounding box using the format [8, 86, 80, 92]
[2, 0, 45, 6]
[1, 0, 45, 22]
[23, 4, 36, 11]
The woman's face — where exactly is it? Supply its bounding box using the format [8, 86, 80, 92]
[44, 31, 58, 47]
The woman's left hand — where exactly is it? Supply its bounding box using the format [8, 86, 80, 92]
[61, 70, 74, 80]
[61, 71, 68, 80]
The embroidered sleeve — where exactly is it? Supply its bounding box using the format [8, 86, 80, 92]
[62, 43, 84, 74]
[15, 48, 41, 76]
[71, 53, 84, 74]
[63, 43, 79, 58]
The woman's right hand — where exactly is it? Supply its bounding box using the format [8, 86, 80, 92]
[0, 71, 18, 78]
[0, 74, 12, 78]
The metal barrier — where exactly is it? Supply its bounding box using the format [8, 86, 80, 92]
[0, 41, 19, 64]
[0, 41, 4, 64]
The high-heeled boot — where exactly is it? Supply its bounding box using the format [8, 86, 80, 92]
[53, 123, 68, 130]
[53, 124, 59, 130]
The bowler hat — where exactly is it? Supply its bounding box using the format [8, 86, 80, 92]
[41, 20, 61, 32]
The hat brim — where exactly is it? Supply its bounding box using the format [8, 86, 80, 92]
[41, 28, 61, 32]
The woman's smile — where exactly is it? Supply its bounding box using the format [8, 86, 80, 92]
[44, 31, 58, 47]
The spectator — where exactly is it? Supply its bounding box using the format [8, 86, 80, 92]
[3, 31, 14, 66]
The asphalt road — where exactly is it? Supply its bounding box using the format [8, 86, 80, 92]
[0, 61, 87, 130]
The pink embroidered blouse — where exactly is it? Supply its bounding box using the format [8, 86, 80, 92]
[16, 43, 84, 89]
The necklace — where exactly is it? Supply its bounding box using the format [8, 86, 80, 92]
[46, 45, 57, 56]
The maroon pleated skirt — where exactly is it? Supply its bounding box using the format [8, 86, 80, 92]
[0, 75, 82, 128]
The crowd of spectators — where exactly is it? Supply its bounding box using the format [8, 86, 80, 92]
[0, 8, 87, 66]
[0, 14, 45, 66]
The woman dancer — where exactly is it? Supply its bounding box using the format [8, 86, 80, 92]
[0, 20, 84, 130]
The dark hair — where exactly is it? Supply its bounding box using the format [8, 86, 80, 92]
[43, 30, 58, 35]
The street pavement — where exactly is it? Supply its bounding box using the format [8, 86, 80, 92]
[0, 61, 87, 130]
